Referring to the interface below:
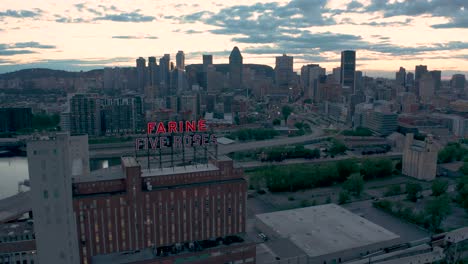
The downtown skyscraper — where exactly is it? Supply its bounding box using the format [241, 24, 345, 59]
[340, 50, 356, 93]
[229, 47, 243, 89]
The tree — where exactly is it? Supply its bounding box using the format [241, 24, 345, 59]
[425, 195, 451, 233]
[432, 179, 449, 197]
[360, 158, 393, 180]
[328, 139, 347, 156]
[385, 185, 402, 197]
[460, 162, 468, 176]
[456, 175, 468, 211]
[272, 119, 281, 126]
[338, 190, 350, 204]
[343, 173, 364, 196]
[336, 159, 359, 181]
[281, 105, 293, 122]
[406, 182, 423, 202]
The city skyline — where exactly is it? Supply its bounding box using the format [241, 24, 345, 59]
[0, 0, 467, 77]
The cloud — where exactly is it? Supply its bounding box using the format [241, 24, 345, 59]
[347, 1, 364, 10]
[363, 0, 467, 28]
[179, 0, 336, 36]
[12, 42, 56, 49]
[0, 9, 43, 19]
[0, 50, 36, 56]
[111, 35, 158, 39]
[0, 41, 56, 56]
[94, 11, 156, 22]
[185, 29, 203, 34]
[55, 16, 86, 23]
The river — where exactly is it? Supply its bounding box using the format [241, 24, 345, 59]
[0, 157, 29, 199]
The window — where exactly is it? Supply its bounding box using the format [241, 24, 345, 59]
[43, 190, 49, 199]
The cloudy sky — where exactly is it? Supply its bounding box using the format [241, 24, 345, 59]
[0, 0, 467, 77]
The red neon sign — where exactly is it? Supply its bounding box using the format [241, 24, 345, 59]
[147, 120, 207, 134]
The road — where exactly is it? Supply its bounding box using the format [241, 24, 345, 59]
[89, 128, 330, 159]
[236, 152, 402, 169]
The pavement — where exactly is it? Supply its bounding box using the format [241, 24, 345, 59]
[342, 200, 429, 243]
[89, 128, 329, 159]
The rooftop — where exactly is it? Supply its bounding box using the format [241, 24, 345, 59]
[73, 165, 124, 183]
[256, 204, 399, 258]
[141, 163, 219, 177]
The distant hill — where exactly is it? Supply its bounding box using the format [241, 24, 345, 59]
[0, 68, 104, 80]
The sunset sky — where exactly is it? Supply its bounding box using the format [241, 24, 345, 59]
[0, 0, 467, 77]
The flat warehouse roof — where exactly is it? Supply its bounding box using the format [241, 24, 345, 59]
[256, 204, 399, 258]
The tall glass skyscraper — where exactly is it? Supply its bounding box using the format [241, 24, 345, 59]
[340, 50, 356, 93]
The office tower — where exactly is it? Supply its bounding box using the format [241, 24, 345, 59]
[100, 96, 144, 135]
[430, 70, 441, 91]
[403, 134, 438, 181]
[355, 70, 363, 91]
[169, 69, 188, 95]
[179, 94, 200, 119]
[159, 54, 171, 95]
[148, 56, 159, 88]
[70, 94, 101, 136]
[451, 74, 466, 90]
[206, 94, 216, 113]
[414, 65, 428, 95]
[275, 54, 294, 89]
[340, 50, 356, 92]
[301, 64, 325, 101]
[301, 64, 318, 89]
[395, 67, 406, 87]
[229, 47, 243, 89]
[176, 51, 185, 70]
[0, 107, 32, 132]
[202, 54, 213, 72]
[332, 67, 341, 83]
[136, 57, 146, 94]
[27, 133, 89, 264]
[419, 72, 435, 103]
[406, 72, 414, 91]
[224, 95, 234, 114]
[72, 155, 254, 264]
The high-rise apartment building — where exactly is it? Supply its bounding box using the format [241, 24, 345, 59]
[70, 94, 101, 136]
[332, 67, 341, 84]
[395, 67, 406, 87]
[406, 72, 414, 90]
[100, 96, 144, 135]
[414, 65, 428, 95]
[275, 54, 294, 89]
[148, 56, 159, 88]
[419, 72, 435, 103]
[340, 50, 356, 93]
[202, 54, 213, 72]
[430, 70, 441, 91]
[27, 133, 90, 264]
[301, 64, 325, 101]
[176, 51, 185, 70]
[159, 54, 171, 95]
[355, 70, 363, 91]
[451, 74, 466, 90]
[0, 107, 32, 132]
[136, 57, 146, 94]
[229, 47, 243, 89]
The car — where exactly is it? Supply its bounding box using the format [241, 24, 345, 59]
[258, 233, 268, 241]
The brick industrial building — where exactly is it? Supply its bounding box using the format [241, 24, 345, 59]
[27, 133, 255, 264]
